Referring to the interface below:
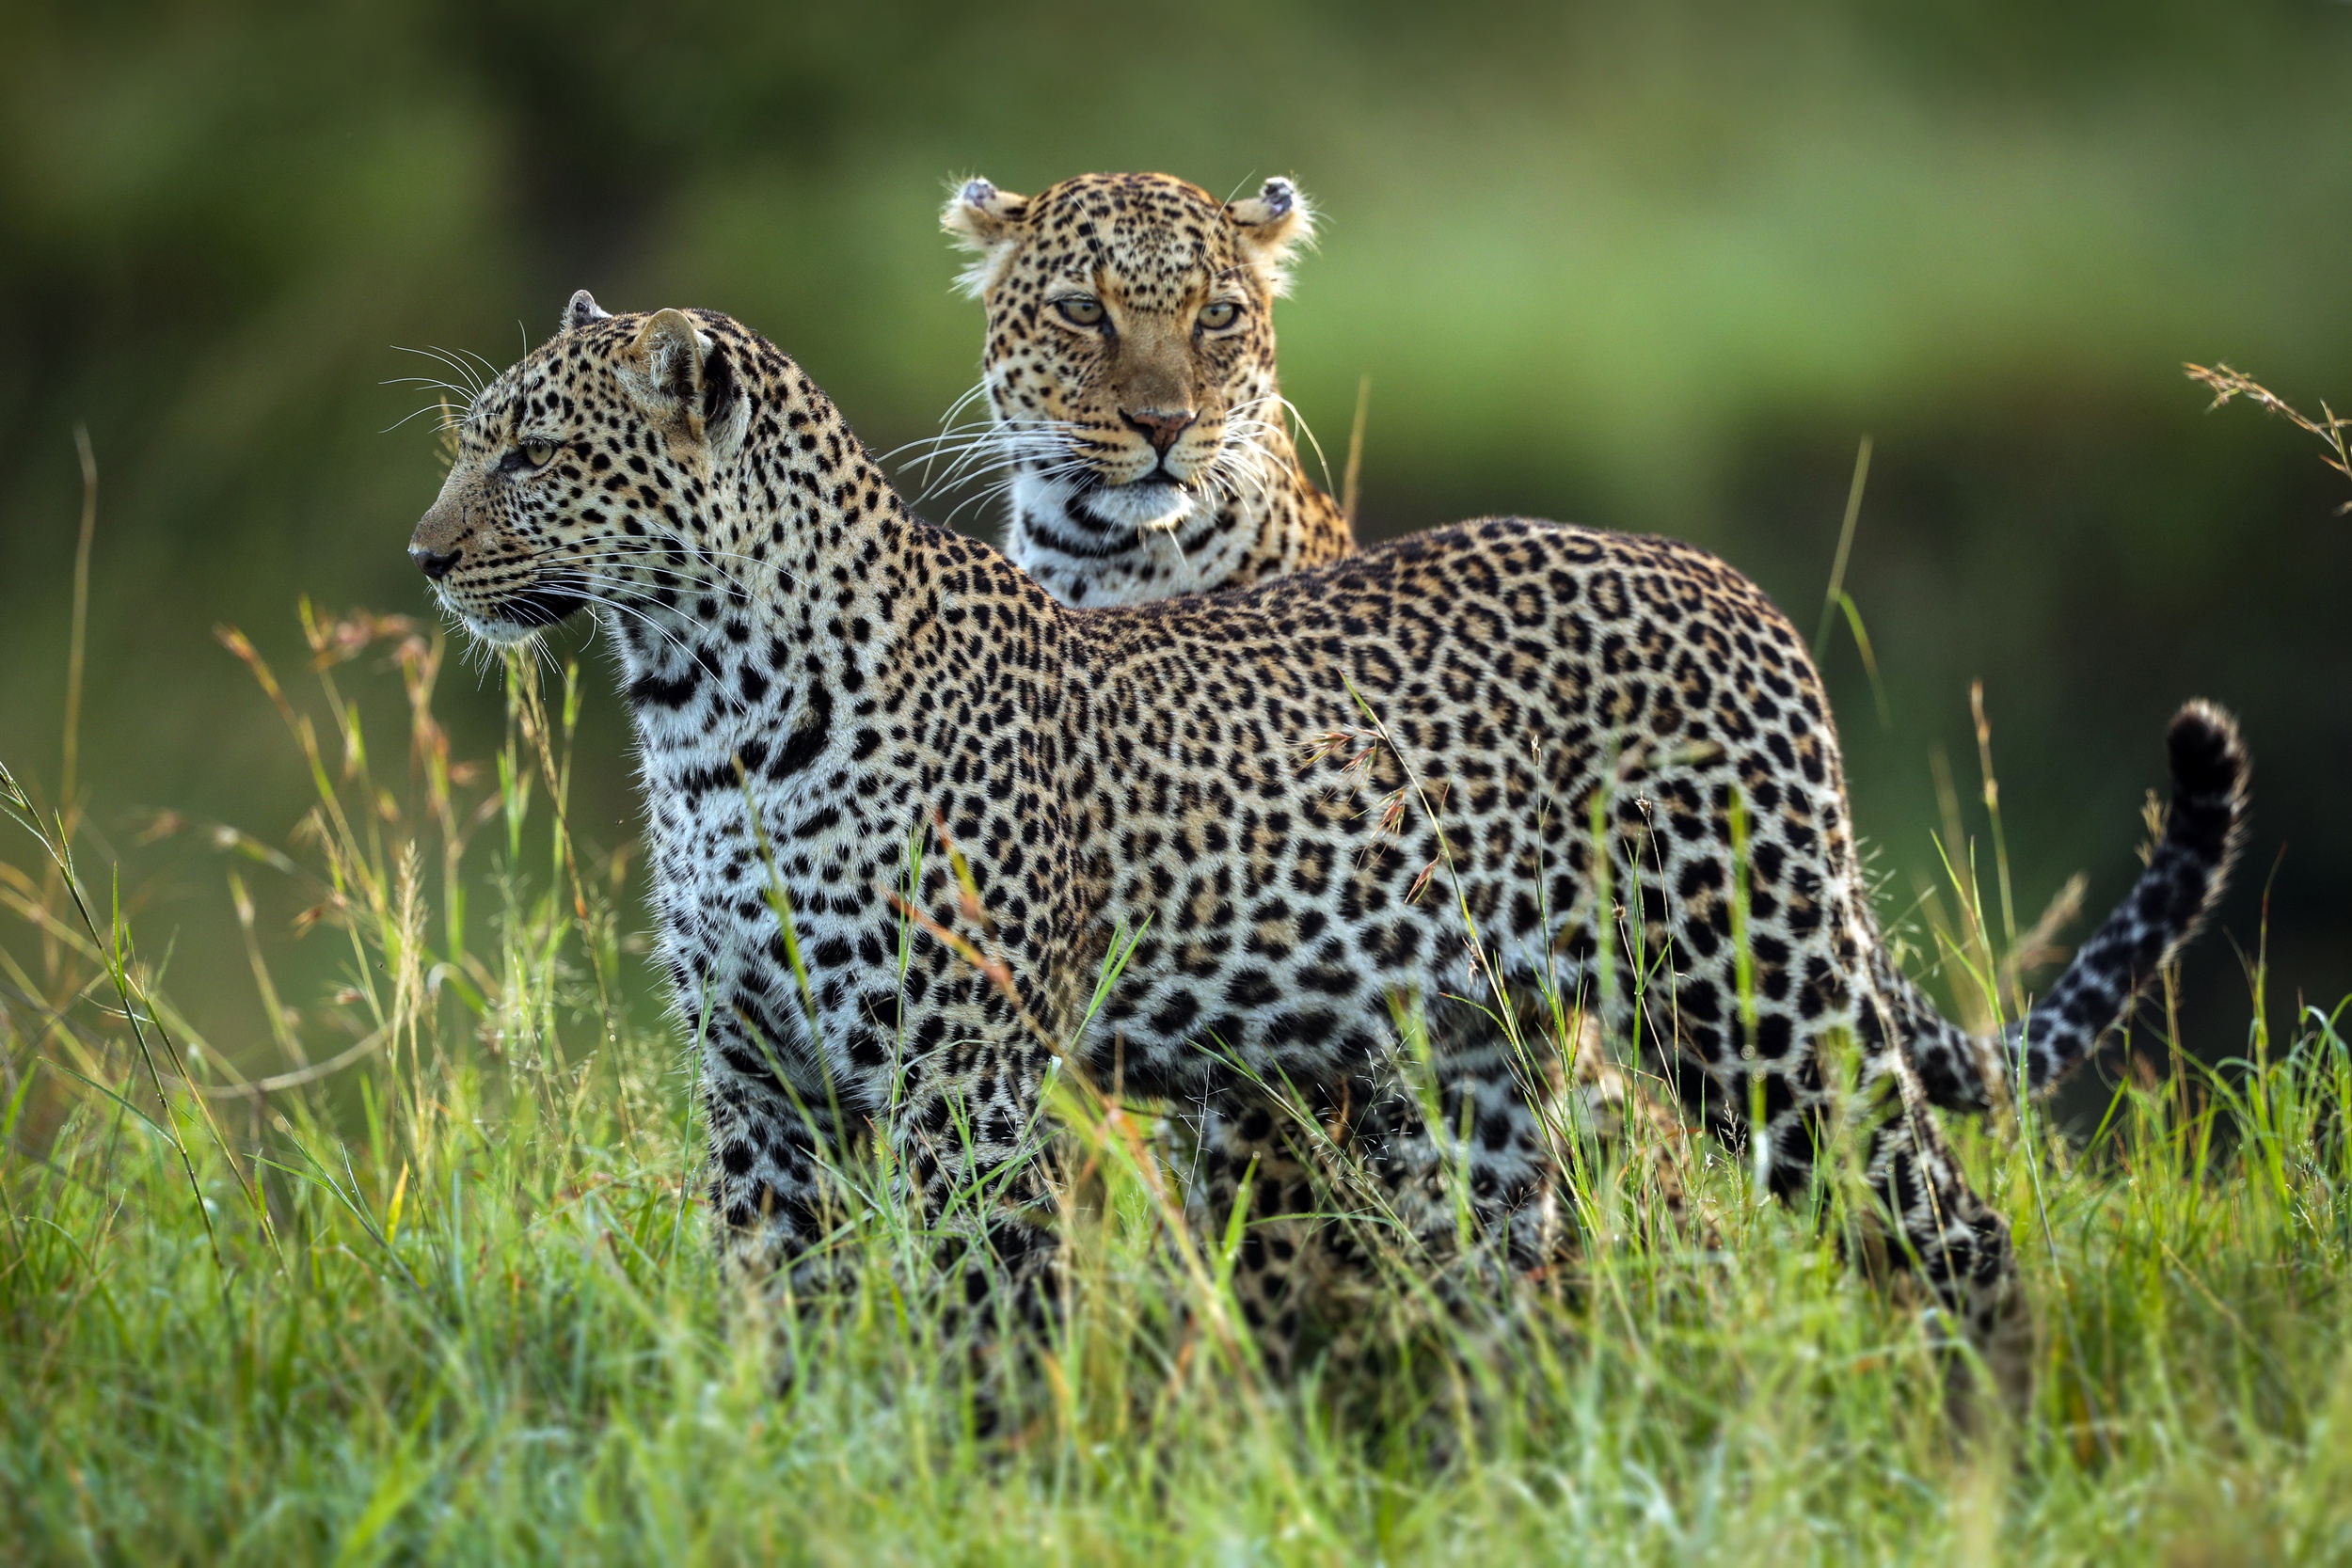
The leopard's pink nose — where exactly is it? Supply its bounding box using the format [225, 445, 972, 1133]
[1122, 407, 1197, 453]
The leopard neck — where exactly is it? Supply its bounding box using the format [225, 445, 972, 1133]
[599, 358, 950, 775]
[1001, 418, 1350, 607]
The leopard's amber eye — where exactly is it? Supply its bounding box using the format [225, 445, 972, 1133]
[522, 439, 558, 468]
[1055, 296, 1105, 328]
[1198, 301, 1240, 330]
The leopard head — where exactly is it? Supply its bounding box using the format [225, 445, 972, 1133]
[408, 293, 752, 645]
[942, 171, 1312, 534]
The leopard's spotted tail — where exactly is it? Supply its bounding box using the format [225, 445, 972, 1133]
[1894, 701, 2250, 1116]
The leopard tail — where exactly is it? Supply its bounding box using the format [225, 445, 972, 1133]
[1889, 701, 2249, 1115]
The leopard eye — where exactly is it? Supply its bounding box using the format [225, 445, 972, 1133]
[522, 439, 558, 468]
[1198, 301, 1240, 330]
[1055, 296, 1105, 328]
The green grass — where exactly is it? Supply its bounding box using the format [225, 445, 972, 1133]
[3, 606, 2350, 1566]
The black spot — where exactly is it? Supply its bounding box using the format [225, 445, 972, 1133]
[628, 666, 705, 709]
[767, 682, 835, 782]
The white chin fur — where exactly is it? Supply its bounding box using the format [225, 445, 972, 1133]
[448, 604, 544, 647]
[1009, 469, 1202, 546]
[1076, 478, 1197, 532]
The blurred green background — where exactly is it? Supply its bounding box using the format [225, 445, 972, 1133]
[4, 0, 2346, 1085]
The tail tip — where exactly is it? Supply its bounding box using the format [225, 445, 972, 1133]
[2168, 699, 2248, 802]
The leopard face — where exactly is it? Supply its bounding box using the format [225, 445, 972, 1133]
[940, 172, 1349, 603]
[945, 171, 1307, 520]
[407, 294, 753, 647]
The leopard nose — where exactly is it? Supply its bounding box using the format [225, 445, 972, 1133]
[409, 546, 460, 580]
[1122, 407, 1197, 454]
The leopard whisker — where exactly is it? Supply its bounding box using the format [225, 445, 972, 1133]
[381, 400, 469, 436]
[548, 576, 748, 710]
[939, 456, 1092, 530]
[559, 542, 794, 596]
[553, 547, 759, 599]
[390, 345, 489, 403]
[907, 426, 1091, 509]
[891, 425, 1076, 499]
[1271, 395, 1336, 496]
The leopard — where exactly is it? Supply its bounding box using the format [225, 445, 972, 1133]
[940, 168, 2008, 1327]
[946, 170, 1709, 1296]
[406, 292, 2249, 1401]
[938, 170, 1354, 606]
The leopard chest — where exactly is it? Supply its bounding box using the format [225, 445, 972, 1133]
[628, 690, 917, 1090]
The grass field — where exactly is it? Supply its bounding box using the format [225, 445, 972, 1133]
[4, 578, 2350, 1564]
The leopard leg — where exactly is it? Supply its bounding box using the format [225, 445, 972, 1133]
[1644, 984, 2033, 1421]
[1330, 999, 1567, 1324]
[1758, 1019, 2035, 1422]
[1859, 1080, 2035, 1423]
[1821, 1006, 2036, 1421]
[1191, 1003, 1653, 1374]
[1188, 1090, 1328, 1377]
[1551, 1007, 1707, 1253]
[1423, 1027, 1565, 1278]
[702, 1022, 850, 1295]
[1422, 990, 1715, 1275]
[887, 1043, 1065, 1347]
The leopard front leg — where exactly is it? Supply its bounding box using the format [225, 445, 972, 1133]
[701, 1039, 857, 1296]
[1186, 1090, 1339, 1377]
[886, 1032, 1067, 1346]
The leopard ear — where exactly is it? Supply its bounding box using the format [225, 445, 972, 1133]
[563, 289, 612, 334]
[1227, 177, 1316, 296]
[942, 176, 1030, 298]
[619, 309, 708, 430]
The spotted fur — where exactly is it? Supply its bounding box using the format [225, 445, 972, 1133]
[409, 297, 2249, 1396]
[940, 172, 1353, 605]
[946, 171, 2257, 1126]
[954, 169, 1710, 1325]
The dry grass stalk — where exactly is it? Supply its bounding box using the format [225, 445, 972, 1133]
[2184, 361, 2352, 513]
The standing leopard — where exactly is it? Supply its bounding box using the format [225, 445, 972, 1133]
[939, 171, 1353, 605]
[407, 293, 2249, 1398]
[946, 169, 1708, 1289]
[936, 168, 2220, 1297]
